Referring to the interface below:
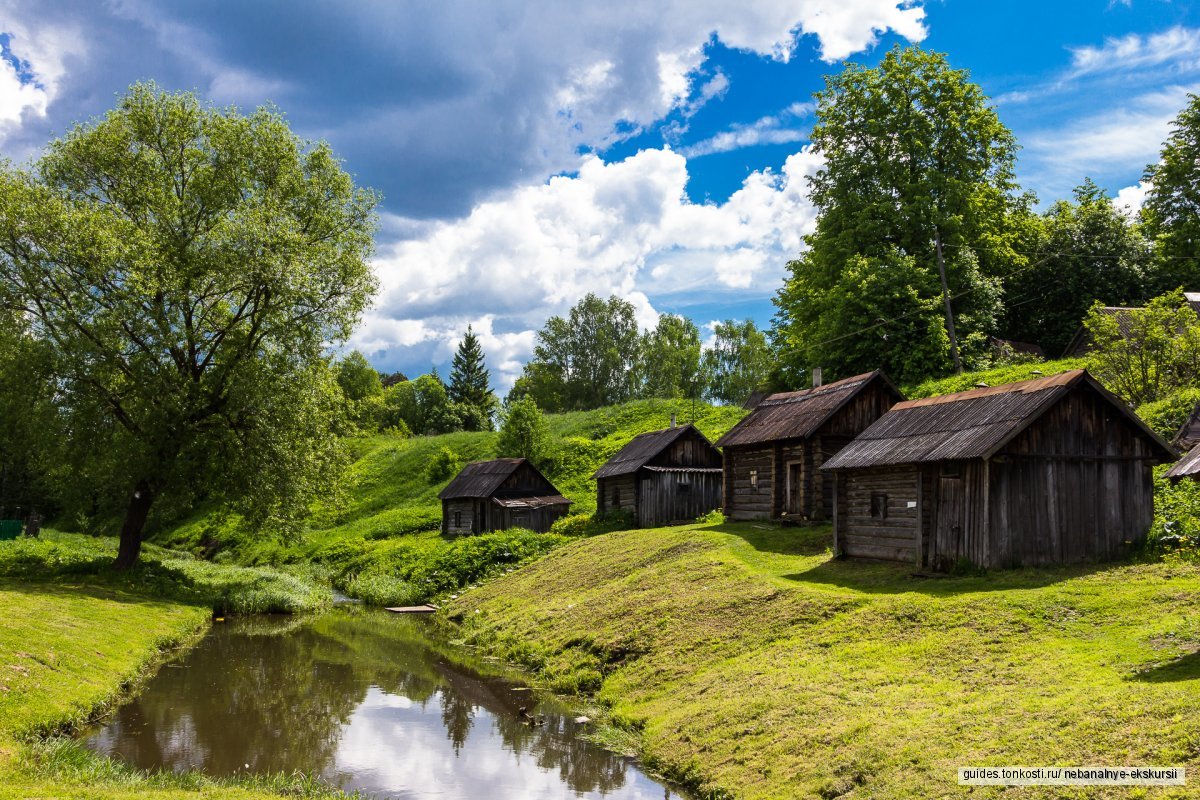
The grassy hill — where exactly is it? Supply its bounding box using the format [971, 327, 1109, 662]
[450, 523, 1200, 799]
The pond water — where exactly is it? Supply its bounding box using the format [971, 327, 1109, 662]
[83, 609, 682, 799]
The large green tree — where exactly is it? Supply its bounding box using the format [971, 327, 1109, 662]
[772, 46, 1022, 386]
[638, 314, 703, 399]
[1143, 93, 1200, 293]
[1001, 180, 1150, 357]
[702, 319, 772, 405]
[0, 85, 379, 567]
[448, 325, 497, 431]
[496, 395, 551, 466]
[513, 294, 640, 411]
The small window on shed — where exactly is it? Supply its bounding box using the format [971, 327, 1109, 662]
[611, 486, 620, 507]
[941, 463, 962, 478]
[453, 510, 462, 527]
[749, 469, 759, 488]
[677, 479, 691, 495]
[870, 493, 888, 519]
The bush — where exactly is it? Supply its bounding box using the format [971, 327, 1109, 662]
[426, 446, 462, 482]
[549, 511, 633, 537]
[695, 508, 726, 524]
[1138, 388, 1200, 440]
[1149, 470, 1200, 558]
[345, 573, 423, 607]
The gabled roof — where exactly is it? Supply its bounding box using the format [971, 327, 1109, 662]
[823, 369, 1176, 470]
[438, 458, 557, 500]
[1166, 443, 1200, 481]
[1175, 402, 1200, 450]
[1064, 295, 1200, 357]
[593, 424, 715, 480]
[715, 370, 900, 448]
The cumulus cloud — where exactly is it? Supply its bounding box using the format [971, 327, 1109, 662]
[2, 0, 924, 218]
[354, 146, 821, 389]
[1113, 181, 1150, 218]
[0, 13, 84, 142]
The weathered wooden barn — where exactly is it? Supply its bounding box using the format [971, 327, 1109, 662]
[1166, 403, 1200, 482]
[821, 370, 1177, 569]
[593, 424, 723, 527]
[714, 371, 902, 522]
[439, 458, 571, 535]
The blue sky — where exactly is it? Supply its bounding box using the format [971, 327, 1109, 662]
[1, 1, 1196, 389]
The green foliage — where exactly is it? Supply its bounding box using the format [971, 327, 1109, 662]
[496, 395, 551, 465]
[548, 511, 633, 537]
[1147, 468, 1200, 557]
[448, 325, 498, 431]
[344, 573, 423, 607]
[0, 309, 58, 516]
[639, 315, 703, 399]
[772, 46, 1024, 387]
[1142, 92, 1200, 293]
[0, 531, 331, 614]
[702, 319, 772, 404]
[1085, 289, 1200, 405]
[337, 351, 384, 402]
[1137, 387, 1200, 440]
[695, 508, 726, 524]
[0, 83, 378, 566]
[1002, 180, 1151, 357]
[426, 446, 462, 482]
[513, 294, 640, 411]
[904, 357, 1090, 398]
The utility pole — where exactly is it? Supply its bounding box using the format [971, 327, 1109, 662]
[934, 229, 962, 374]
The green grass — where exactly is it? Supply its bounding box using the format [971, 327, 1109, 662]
[904, 357, 1091, 398]
[0, 531, 331, 614]
[0, 577, 353, 799]
[449, 522, 1200, 800]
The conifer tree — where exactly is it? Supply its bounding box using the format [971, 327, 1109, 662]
[448, 326, 497, 430]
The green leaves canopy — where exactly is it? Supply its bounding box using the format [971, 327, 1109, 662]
[0, 84, 379, 564]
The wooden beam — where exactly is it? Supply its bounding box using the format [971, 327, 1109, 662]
[915, 469, 924, 568]
[831, 471, 840, 555]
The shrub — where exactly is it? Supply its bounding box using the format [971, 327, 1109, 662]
[1148, 470, 1200, 558]
[426, 446, 462, 482]
[549, 511, 633, 537]
[345, 573, 423, 607]
[1138, 387, 1200, 440]
[695, 508, 726, 524]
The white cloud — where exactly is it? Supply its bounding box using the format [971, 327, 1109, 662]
[0, 15, 84, 139]
[355, 146, 822, 390]
[1113, 180, 1150, 218]
[1070, 26, 1200, 77]
[680, 101, 813, 157]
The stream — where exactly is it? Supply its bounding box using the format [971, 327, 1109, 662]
[82, 608, 682, 799]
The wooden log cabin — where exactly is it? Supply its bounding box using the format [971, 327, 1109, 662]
[714, 371, 902, 522]
[1166, 402, 1200, 482]
[593, 423, 723, 527]
[821, 370, 1178, 569]
[439, 458, 571, 535]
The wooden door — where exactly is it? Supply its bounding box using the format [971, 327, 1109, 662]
[785, 462, 803, 515]
[934, 474, 964, 568]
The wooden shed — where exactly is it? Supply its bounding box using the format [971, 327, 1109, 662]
[821, 370, 1177, 569]
[439, 458, 571, 535]
[593, 424, 723, 527]
[1166, 403, 1200, 482]
[714, 371, 902, 522]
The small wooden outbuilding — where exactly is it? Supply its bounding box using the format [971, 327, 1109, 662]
[821, 369, 1177, 569]
[714, 371, 902, 522]
[593, 424, 723, 527]
[1166, 403, 1200, 482]
[439, 458, 571, 535]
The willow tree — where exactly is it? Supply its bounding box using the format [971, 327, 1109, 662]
[0, 84, 379, 568]
[773, 46, 1023, 386]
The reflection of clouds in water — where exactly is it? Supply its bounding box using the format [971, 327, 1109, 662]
[332, 687, 673, 799]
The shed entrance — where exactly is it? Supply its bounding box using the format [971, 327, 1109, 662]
[934, 473, 964, 567]
[785, 461, 803, 515]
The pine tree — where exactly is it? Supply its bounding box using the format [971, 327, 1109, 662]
[448, 326, 497, 430]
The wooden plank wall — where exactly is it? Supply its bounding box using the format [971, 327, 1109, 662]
[725, 446, 774, 520]
[657, 434, 723, 469]
[637, 471, 722, 526]
[443, 499, 475, 536]
[839, 466, 921, 562]
[597, 475, 637, 516]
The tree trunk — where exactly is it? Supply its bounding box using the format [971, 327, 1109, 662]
[114, 481, 156, 570]
[934, 229, 963, 374]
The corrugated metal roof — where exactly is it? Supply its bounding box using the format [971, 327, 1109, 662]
[823, 369, 1175, 470]
[593, 424, 712, 479]
[438, 458, 528, 499]
[641, 466, 722, 474]
[492, 494, 572, 509]
[715, 371, 897, 448]
[1064, 298, 1200, 357]
[1166, 443, 1200, 480]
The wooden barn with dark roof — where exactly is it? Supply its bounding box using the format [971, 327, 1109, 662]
[714, 371, 902, 522]
[1166, 402, 1200, 483]
[438, 458, 571, 535]
[593, 423, 723, 527]
[821, 369, 1177, 569]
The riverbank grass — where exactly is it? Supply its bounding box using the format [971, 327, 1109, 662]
[451, 523, 1200, 799]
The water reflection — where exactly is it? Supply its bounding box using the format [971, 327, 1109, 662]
[84, 610, 680, 799]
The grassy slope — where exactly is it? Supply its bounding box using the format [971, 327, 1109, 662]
[451, 524, 1200, 799]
